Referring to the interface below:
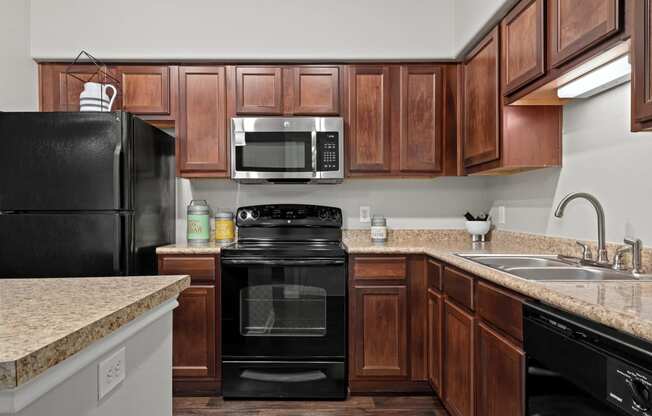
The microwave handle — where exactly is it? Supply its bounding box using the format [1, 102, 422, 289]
[311, 131, 317, 177]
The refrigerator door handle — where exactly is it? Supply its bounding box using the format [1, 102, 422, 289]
[113, 142, 122, 210]
[113, 214, 122, 275]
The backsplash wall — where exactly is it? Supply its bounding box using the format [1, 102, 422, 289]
[175, 178, 491, 243]
[488, 83, 652, 245]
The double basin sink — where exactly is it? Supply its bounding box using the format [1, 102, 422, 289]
[457, 254, 641, 282]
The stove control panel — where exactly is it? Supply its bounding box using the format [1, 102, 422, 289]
[236, 204, 342, 227]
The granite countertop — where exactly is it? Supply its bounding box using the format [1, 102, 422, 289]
[156, 241, 224, 254]
[0, 275, 190, 390]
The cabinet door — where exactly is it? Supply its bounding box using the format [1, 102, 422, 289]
[235, 66, 283, 115]
[476, 322, 524, 416]
[399, 65, 443, 173]
[348, 66, 392, 173]
[428, 289, 443, 394]
[172, 286, 217, 379]
[463, 27, 500, 170]
[443, 299, 475, 416]
[115, 65, 170, 114]
[54, 65, 120, 112]
[352, 285, 408, 378]
[178, 66, 228, 176]
[632, 0, 652, 127]
[502, 0, 545, 94]
[549, 0, 620, 67]
[292, 67, 340, 115]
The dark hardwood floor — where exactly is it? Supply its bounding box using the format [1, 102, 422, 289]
[174, 396, 450, 415]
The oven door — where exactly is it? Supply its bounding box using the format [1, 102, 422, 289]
[221, 258, 346, 360]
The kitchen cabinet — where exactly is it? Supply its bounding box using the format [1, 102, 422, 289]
[443, 298, 475, 416]
[351, 285, 408, 378]
[158, 254, 221, 394]
[292, 66, 340, 115]
[632, 0, 652, 131]
[347, 65, 392, 174]
[349, 255, 431, 394]
[463, 27, 501, 170]
[427, 288, 443, 394]
[475, 322, 524, 416]
[177, 66, 228, 178]
[39, 64, 119, 112]
[234, 66, 284, 115]
[114, 65, 177, 119]
[549, 0, 620, 68]
[463, 28, 562, 175]
[501, 0, 546, 94]
[347, 65, 449, 177]
[399, 65, 444, 173]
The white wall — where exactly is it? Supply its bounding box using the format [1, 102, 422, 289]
[175, 177, 491, 242]
[489, 83, 652, 244]
[30, 0, 455, 61]
[453, 0, 514, 57]
[0, 0, 37, 111]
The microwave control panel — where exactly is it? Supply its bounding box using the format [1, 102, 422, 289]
[317, 132, 339, 171]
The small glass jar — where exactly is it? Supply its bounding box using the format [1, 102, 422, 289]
[214, 211, 235, 243]
[370, 216, 388, 243]
[187, 200, 211, 245]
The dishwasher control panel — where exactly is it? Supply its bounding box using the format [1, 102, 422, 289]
[608, 358, 652, 415]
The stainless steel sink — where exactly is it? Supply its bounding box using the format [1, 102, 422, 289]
[457, 253, 640, 282]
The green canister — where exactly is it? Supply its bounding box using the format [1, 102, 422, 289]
[187, 200, 211, 245]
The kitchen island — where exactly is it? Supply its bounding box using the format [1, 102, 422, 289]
[0, 275, 190, 416]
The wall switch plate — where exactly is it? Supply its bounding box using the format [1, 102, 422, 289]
[98, 347, 126, 400]
[360, 206, 371, 223]
[497, 206, 506, 224]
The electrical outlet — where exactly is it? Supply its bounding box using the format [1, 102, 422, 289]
[498, 206, 506, 224]
[360, 206, 371, 223]
[98, 347, 126, 400]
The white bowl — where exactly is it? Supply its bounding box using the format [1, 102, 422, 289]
[465, 220, 491, 236]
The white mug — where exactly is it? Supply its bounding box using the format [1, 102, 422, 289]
[79, 82, 117, 112]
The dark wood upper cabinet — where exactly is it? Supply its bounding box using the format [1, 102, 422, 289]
[172, 286, 217, 379]
[632, 0, 652, 130]
[347, 66, 392, 173]
[178, 66, 228, 177]
[476, 322, 525, 416]
[549, 0, 620, 68]
[351, 285, 408, 378]
[427, 289, 443, 394]
[463, 27, 501, 170]
[38, 64, 119, 112]
[502, 0, 546, 95]
[115, 65, 171, 115]
[443, 299, 475, 416]
[292, 67, 340, 115]
[235, 66, 283, 115]
[399, 65, 443, 173]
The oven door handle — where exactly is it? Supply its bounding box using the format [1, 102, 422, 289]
[221, 259, 345, 266]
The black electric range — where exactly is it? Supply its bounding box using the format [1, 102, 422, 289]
[220, 204, 347, 400]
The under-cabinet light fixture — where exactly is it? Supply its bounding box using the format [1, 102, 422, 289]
[557, 55, 631, 99]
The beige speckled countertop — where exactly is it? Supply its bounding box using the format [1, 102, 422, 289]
[0, 275, 190, 390]
[156, 230, 652, 344]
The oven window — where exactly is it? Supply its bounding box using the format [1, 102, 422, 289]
[240, 284, 326, 337]
[235, 132, 313, 172]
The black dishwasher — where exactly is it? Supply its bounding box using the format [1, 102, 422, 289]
[524, 302, 652, 415]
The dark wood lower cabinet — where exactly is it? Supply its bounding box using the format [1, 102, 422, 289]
[427, 289, 443, 394]
[443, 299, 475, 416]
[351, 285, 408, 378]
[476, 322, 525, 416]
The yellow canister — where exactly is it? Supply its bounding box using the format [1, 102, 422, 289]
[214, 211, 235, 243]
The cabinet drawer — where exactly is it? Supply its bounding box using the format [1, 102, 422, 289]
[158, 256, 216, 283]
[352, 256, 407, 281]
[476, 281, 524, 341]
[443, 267, 474, 310]
[427, 258, 443, 291]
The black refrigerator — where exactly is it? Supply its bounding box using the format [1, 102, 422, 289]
[0, 112, 175, 278]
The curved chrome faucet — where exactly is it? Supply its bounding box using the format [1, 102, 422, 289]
[554, 192, 610, 264]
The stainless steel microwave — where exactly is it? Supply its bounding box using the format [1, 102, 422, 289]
[231, 117, 344, 184]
